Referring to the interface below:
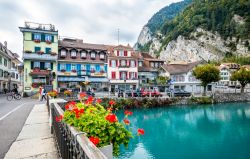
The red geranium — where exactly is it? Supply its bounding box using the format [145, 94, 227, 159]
[107, 107, 113, 112]
[79, 92, 87, 99]
[123, 119, 130, 125]
[109, 100, 116, 106]
[72, 108, 84, 118]
[96, 98, 102, 104]
[105, 114, 118, 123]
[124, 110, 133, 116]
[85, 96, 94, 105]
[65, 101, 76, 110]
[56, 115, 63, 122]
[137, 128, 145, 135]
[89, 136, 100, 146]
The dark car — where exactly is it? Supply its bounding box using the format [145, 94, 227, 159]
[125, 90, 142, 97]
[173, 89, 191, 97]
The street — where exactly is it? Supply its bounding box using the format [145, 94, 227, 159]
[0, 95, 43, 159]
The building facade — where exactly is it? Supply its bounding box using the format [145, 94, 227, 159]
[0, 41, 21, 93]
[19, 22, 58, 93]
[57, 38, 108, 92]
[107, 45, 138, 92]
[217, 63, 241, 86]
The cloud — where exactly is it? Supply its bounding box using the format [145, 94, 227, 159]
[0, 0, 181, 58]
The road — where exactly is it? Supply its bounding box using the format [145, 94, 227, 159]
[0, 95, 43, 159]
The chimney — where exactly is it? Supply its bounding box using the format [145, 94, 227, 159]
[4, 41, 7, 48]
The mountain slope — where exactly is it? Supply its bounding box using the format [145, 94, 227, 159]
[136, 0, 250, 62]
[134, 0, 192, 51]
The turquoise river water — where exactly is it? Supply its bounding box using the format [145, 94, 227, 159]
[116, 102, 250, 159]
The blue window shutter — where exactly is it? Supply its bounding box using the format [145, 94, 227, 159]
[32, 33, 34, 40]
[66, 64, 71, 71]
[52, 35, 54, 42]
[41, 34, 45, 42]
[77, 64, 81, 71]
[31, 61, 34, 69]
[51, 63, 53, 70]
[58, 63, 60, 71]
[95, 65, 100, 72]
[86, 64, 90, 71]
[104, 65, 107, 72]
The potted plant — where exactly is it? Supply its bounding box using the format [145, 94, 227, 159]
[72, 69, 77, 73]
[37, 51, 44, 55]
[45, 40, 52, 44]
[47, 90, 58, 98]
[64, 90, 72, 97]
[61, 69, 66, 72]
[62, 97, 144, 157]
[34, 39, 40, 43]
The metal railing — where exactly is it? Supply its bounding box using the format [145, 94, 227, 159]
[49, 100, 107, 159]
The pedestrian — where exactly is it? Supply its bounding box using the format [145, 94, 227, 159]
[4, 88, 7, 94]
[41, 87, 47, 101]
[39, 86, 42, 101]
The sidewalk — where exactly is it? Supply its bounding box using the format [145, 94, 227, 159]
[4, 104, 59, 159]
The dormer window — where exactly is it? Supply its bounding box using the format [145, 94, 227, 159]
[91, 52, 96, 59]
[81, 51, 87, 58]
[60, 49, 66, 57]
[100, 53, 105, 59]
[71, 50, 77, 58]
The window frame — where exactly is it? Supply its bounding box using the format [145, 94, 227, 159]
[91, 52, 96, 58]
[34, 33, 41, 40]
[45, 62, 51, 69]
[45, 34, 52, 42]
[34, 61, 40, 68]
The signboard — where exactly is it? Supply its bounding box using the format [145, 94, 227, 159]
[25, 87, 31, 90]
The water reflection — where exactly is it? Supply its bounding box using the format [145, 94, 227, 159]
[116, 103, 250, 159]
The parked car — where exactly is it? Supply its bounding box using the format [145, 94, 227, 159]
[141, 90, 162, 97]
[173, 89, 191, 97]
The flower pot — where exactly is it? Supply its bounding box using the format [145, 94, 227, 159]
[99, 144, 113, 159]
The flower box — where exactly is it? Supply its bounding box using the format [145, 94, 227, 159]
[33, 67, 40, 72]
[37, 51, 44, 55]
[25, 50, 32, 53]
[90, 70, 95, 73]
[100, 70, 105, 74]
[34, 39, 41, 43]
[72, 70, 77, 73]
[50, 52, 57, 56]
[71, 56, 77, 59]
[45, 40, 52, 44]
[61, 69, 66, 72]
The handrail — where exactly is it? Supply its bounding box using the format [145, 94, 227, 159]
[51, 101, 107, 159]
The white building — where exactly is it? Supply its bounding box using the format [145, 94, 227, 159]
[107, 45, 138, 92]
[0, 41, 22, 93]
[217, 63, 241, 86]
[161, 61, 204, 94]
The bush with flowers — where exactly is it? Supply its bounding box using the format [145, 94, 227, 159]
[64, 90, 72, 96]
[61, 94, 144, 156]
[47, 90, 58, 98]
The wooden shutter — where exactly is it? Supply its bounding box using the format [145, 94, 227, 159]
[129, 72, 131, 79]
[135, 72, 137, 79]
[116, 60, 118, 67]
[117, 51, 119, 56]
[51, 63, 53, 70]
[40, 62, 45, 70]
[41, 34, 45, 42]
[109, 60, 111, 67]
[124, 50, 127, 56]
[51, 35, 54, 42]
[31, 61, 34, 69]
[31, 33, 34, 40]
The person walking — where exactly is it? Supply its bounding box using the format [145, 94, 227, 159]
[39, 86, 42, 101]
[40, 87, 47, 101]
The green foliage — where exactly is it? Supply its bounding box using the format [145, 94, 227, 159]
[63, 102, 132, 156]
[156, 76, 169, 85]
[189, 96, 213, 104]
[137, 41, 152, 52]
[230, 67, 250, 92]
[222, 55, 250, 65]
[160, 0, 250, 50]
[146, 0, 192, 34]
[193, 64, 220, 95]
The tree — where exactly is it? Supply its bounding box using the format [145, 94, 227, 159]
[230, 67, 250, 93]
[193, 64, 220, 96]
[156, 76, 169, 85]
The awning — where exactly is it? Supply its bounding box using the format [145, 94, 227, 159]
[88, 77, 109, 82]
[58, 76, 85, 82]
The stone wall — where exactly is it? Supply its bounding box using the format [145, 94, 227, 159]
[213, 93, 250, 103]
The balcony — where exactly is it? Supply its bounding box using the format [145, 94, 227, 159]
[29, 68, 50, 76]
[110, 78, 138, 84]
[23, 52, 57, 61]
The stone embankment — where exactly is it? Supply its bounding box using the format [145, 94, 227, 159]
[213, 93, 250, 103]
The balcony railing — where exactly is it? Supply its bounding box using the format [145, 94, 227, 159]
[23, 52, 57, 61]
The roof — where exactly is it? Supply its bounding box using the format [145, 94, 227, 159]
[220, 63, 241, 69]
[113, 44, 133, 51]
[59, 39, 107, 51]
[161, 61, 202, 74]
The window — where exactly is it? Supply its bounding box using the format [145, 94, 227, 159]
[34, 62, 40, 68]
[81, 64, 86, 70]
[71, 50, 76, 57]
[139, 61, 142, 67]
[35, 47, 41, 52]
[111, 60, 116, 67]
[45, 34, 52, 42]
[91, 52, 96, 58]
[16, 74, 18, 79]
[0, 56, 2, 65]
[81, 51, 86, 58]
[61, 50, 66, 56]
[100, 53, 105, 59]
[0, 69, 3, 77]
[34, 33, 41, 40]
[120, 72, 127, 79]
[124, 50, 127, 56]
[119, 50, 124, 56]
[131, 60, 135, 67]
[155, 62, 159, 68]
[151, 62, 154, 67]
[72, 64, 76, 70]
[45, 62, 51, 69]
[45, 48, 51, 54]
[61, 64, 66, 70]
[111, 72, 116, 79]
[130, 72, 136, 79]
[4, 58, 7, 67]
[120, 60, 126, 67]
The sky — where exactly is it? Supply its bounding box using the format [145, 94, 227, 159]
[0, 0, 180, 58]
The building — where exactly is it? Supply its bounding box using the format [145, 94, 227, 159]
[0, 41, 21, 92]
[107, 45, 138, 92]
[19, 22, 58, 94]
[160, 61, 203, 94]
[137, 52, 164, 87]
[217, 63, 241, 86]
[57, 38, 108, 92]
